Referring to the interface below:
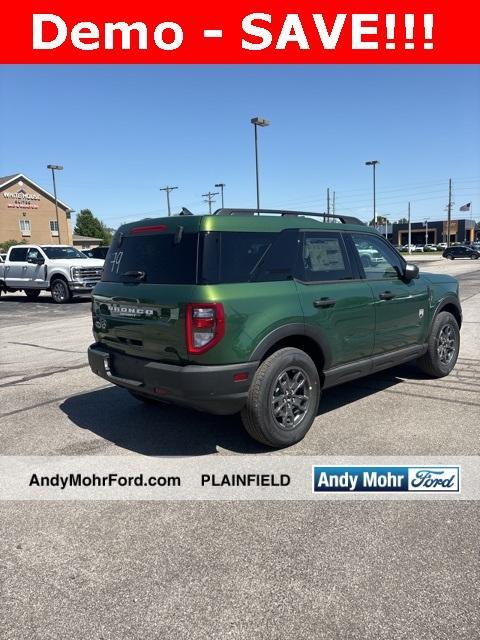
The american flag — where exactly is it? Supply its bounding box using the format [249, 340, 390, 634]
[459, 203, 471, 212]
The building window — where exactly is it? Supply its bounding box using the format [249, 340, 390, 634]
[19, 219, 31, 236]
[50, 220, 59, 236]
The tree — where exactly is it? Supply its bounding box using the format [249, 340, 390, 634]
[396, 218, 408, 224]
[74, 209, 112, 245]
[0, 239, 25, 252]
[369, 215, 388, 226]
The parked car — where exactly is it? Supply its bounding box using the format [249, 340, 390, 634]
[0, 244, 103, 302]
[88, 208, 462, 448]
[436, 243, 448, 250]
[423, 244, 439, 252]
[401, 244, 424, 252]
[83, 246, 110, 260]
[443, 245, 480, 260]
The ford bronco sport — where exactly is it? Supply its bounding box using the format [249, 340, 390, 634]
[88, 209, 462, 447]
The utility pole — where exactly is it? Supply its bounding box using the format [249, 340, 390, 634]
[424, 219, 429, 246]
[326, 188, 330, 221]
[408, 202, 412, 254]
[215, 183, 226, 208]
[202, 191, 219, 215]
[159, 186, 178, 217]
[332, 191, 336, 216]
[447, 178, 452, 247]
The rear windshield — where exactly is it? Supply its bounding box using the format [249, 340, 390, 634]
[101, 230, 298, 285]
[102, 234, 198, 284]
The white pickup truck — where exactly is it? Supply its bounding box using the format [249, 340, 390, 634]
[0, 244, 104, 303]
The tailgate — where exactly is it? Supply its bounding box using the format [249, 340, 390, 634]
[92, 282, 197, 363]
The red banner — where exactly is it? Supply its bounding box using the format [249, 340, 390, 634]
[0, 0, 478, 63]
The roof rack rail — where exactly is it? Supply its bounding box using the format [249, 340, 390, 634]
[213, 208, 364, 226]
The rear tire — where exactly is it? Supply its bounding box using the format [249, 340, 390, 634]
[50, 278, 71, 304]
[446, 255, 454, 260]
[417, 311, 460, 378]
[24, 289, 41, 299]
[241, 347, 321, 448]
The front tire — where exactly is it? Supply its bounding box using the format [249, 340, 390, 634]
[24, 289, 41, 299]
[417, 311, 460, 378]
[50, 278, 71, 304]
[241, 347, 320, 448]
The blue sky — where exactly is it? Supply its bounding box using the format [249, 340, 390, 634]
[1, 64, 479, 229]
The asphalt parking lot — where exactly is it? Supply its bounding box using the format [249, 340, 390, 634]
[1, 259, 479, 639]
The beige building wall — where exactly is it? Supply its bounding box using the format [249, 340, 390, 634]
[0, 177, 73, 245]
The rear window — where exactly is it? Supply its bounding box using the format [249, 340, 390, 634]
[200, 230, 298, 284]
[102, 233, 199, 284]
[102, 229, 299, 285]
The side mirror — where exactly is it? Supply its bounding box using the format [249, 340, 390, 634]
[28, 257, 44, 265]
[403, 263, 419, 280]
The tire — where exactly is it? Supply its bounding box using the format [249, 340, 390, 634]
[241, 347, 321, 448]
[24, 289, 41, 299]
[446, 255, 454, 260]
[417, 311, 460, 378]
[50, 278, 71, 304]
[128, 390, 161, 405]
[470, 254, 479, 260]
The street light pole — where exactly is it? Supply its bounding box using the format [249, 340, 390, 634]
[215, 183, 226, 208]
[47, 164, 63, 244]
[251, 117, 270, 212]
[160, 186, 178, 217]
[365, 160, 380, 227]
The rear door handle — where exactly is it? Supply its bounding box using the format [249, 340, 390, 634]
[313, 297, 337, 308]
[379, 291, 396, 300]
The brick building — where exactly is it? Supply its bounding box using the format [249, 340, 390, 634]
[0, 173, 73, 245]
[392, 218, 479, 246]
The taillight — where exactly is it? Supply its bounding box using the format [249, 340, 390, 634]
[186, 303, 225, 354]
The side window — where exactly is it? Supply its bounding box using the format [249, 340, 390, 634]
[351, 234, 404, 280]
[9, 248, 29, 262]
[27, 248, 40, 261]
[297, 232, 352, 282]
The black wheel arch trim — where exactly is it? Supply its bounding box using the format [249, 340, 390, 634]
[431, 295, 462, 329]
[248, 323, 333, 370]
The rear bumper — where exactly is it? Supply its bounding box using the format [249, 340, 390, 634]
[88, 343, 258, 415]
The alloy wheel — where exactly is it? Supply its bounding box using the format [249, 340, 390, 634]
[52, 281, 67, 303]
[436, 324, 456, 365]
[271, 367, 311, 431]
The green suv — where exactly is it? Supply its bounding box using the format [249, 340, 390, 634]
[88, 209, 462, 447]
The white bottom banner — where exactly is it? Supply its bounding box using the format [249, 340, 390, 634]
[0, 456, 479, 500]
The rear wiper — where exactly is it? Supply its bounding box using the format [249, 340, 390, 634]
[121, 270, 146, 281]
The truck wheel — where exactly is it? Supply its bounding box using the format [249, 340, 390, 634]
[24, 289, 41, 299]
[241, 347, 320, 448]
[417, 311, 460, 378]
[51, 278, 71, 304]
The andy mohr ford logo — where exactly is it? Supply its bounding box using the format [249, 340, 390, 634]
[312, 466, 460, 493]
